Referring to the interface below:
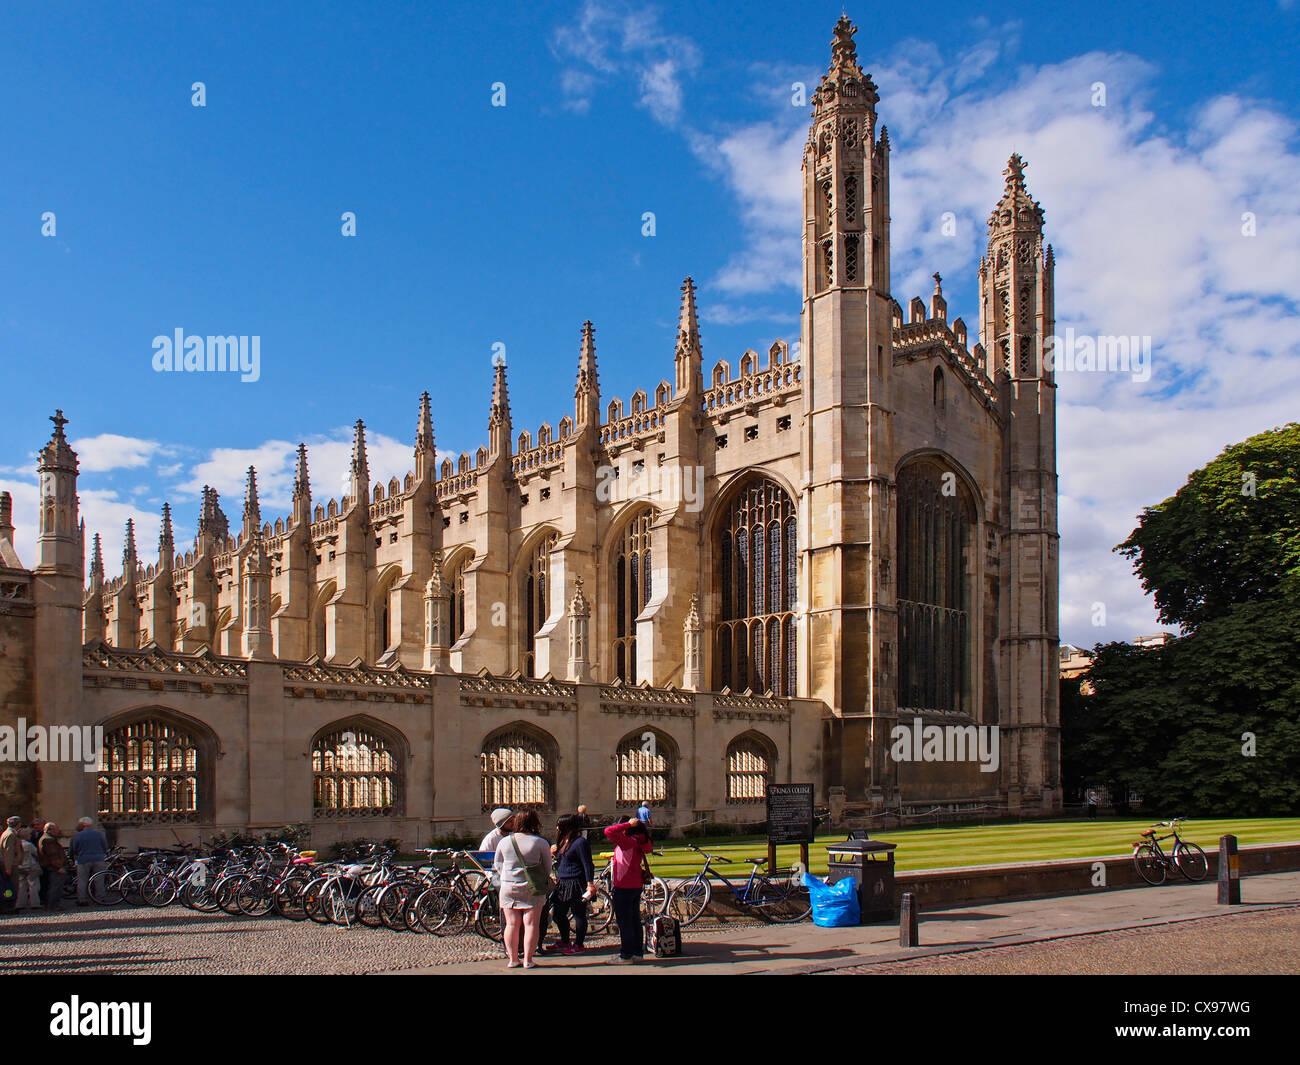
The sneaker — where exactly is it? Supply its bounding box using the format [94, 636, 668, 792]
[562, 944, 585, 956]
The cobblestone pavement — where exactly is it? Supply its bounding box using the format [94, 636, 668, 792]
[827, 908, 1300, 975]
[0, 905, 760, 975]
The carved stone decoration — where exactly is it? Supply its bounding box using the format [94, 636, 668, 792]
[423, 550, 450, 673]
[566, 576, 592, 683]
[682, 593, 703, 691]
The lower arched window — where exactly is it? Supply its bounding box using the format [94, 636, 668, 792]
[726, 732, 776, 804]
[97, 716, 207, 823]
[481, 727, 555, 810]
[615, 728, 676, 807]
[312, 723, 403, 818]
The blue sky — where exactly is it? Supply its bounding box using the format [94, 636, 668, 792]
[2, 0, 1298, 647]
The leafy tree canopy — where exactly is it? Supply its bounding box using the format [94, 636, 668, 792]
[1116, 423, 1300, 630]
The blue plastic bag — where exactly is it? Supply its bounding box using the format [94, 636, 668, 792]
[803, 871, 860, 927]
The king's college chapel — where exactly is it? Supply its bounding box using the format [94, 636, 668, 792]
[0, 17, 1060, 847]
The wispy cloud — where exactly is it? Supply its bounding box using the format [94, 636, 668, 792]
[551, 0, 701, 125]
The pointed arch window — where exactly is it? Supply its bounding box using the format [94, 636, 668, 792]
[522, 532, 558, 677]
[714, 478, 798, 696]
[726, 733, 776, 804]
[896, 459, 975, 716]
[615, 729, 676, 807]
[97, 715, 208, 823]
[481, 727, 555, 810]
[312, 723, 403, 818]
[447, 552, 472, 645]
[613, 508, 653, 683]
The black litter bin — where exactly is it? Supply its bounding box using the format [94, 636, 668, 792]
[826, 837, 897, 923]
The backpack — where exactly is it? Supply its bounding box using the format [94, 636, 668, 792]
[644, 913, 681, 958]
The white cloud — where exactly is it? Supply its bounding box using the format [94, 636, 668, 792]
[551, 0, 700, 125]
[674, 28, 1300, 646]
[69, 434, 163, 473]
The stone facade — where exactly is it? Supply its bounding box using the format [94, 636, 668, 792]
[1, 17, 1060, 846]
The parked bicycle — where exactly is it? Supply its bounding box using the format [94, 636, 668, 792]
[666, 843, 811, 925]
[1132, 817, 1209, 885]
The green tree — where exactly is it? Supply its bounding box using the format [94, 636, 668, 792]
[1117, 423, 1300, 630]
[1073, 423, 1300, 817]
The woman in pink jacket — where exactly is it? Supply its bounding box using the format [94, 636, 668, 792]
[603, 816, 653, 962]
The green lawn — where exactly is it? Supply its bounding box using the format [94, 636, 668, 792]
[602, 818, 1300, 878]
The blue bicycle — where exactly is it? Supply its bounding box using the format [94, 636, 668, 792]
[666, 843, 810, 925]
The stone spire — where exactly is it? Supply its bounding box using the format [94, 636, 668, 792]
[348, 419, 370, 506]
[83, 530, 107, 643]
[415, 390, 435, 482]
[158, 503, 174, 568]
[989, 153, 1045, 234]
[39, 409, 78, 474]
[674, 278, 703, 397]
[122, 519, 139, 583]
[292, 443, 311, 526]
[574, 321, 600, 426]
[0, 493, 14, 567]
[88, 532, 104, 592]
[929, 271, 947, 321]
[197, 486, 229, 547]
[488, 361, 512, 457]
[242, 466, 261, 540]
[811, 15, 879, 119]
[36, 409, 82, 573]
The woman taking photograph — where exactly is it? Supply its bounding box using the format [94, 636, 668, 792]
[551, 814, 597, 955]
[602, 815, 654, 963]
[493, 811, 553, 969]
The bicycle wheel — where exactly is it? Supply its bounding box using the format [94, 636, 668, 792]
[140, 873, 178, 908]
[377, 882, 415, 931]
[302, 876, 332, 923]
[667, 878, 711, 926]
[1133, 844, 1167, 885]
[753, 874, 812, 924]
[88, 869, 124, 906]
[120, 868, 150, 905]
[1173, 842, 1209, 882]
[236, 875, 277, 917]
[474, 892, 503, 942]
[641, 877, 668, 918]
[217, 874, 250, 916]
[182, 877, 220, 912]
[323, 880, 353, 927]
[416, 885, 469, 936]
[354, 884, 386, 928]
[274, 878, 310, 921]
[588, 887, 614, 934]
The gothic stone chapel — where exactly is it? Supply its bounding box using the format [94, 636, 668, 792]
[0, 17, 1060, 848]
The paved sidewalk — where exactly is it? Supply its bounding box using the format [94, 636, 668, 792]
[393, 871, 1300, 975]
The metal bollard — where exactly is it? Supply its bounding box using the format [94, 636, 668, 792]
[1218, 834, 1241, 905]
[899, 891, 919, 946]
